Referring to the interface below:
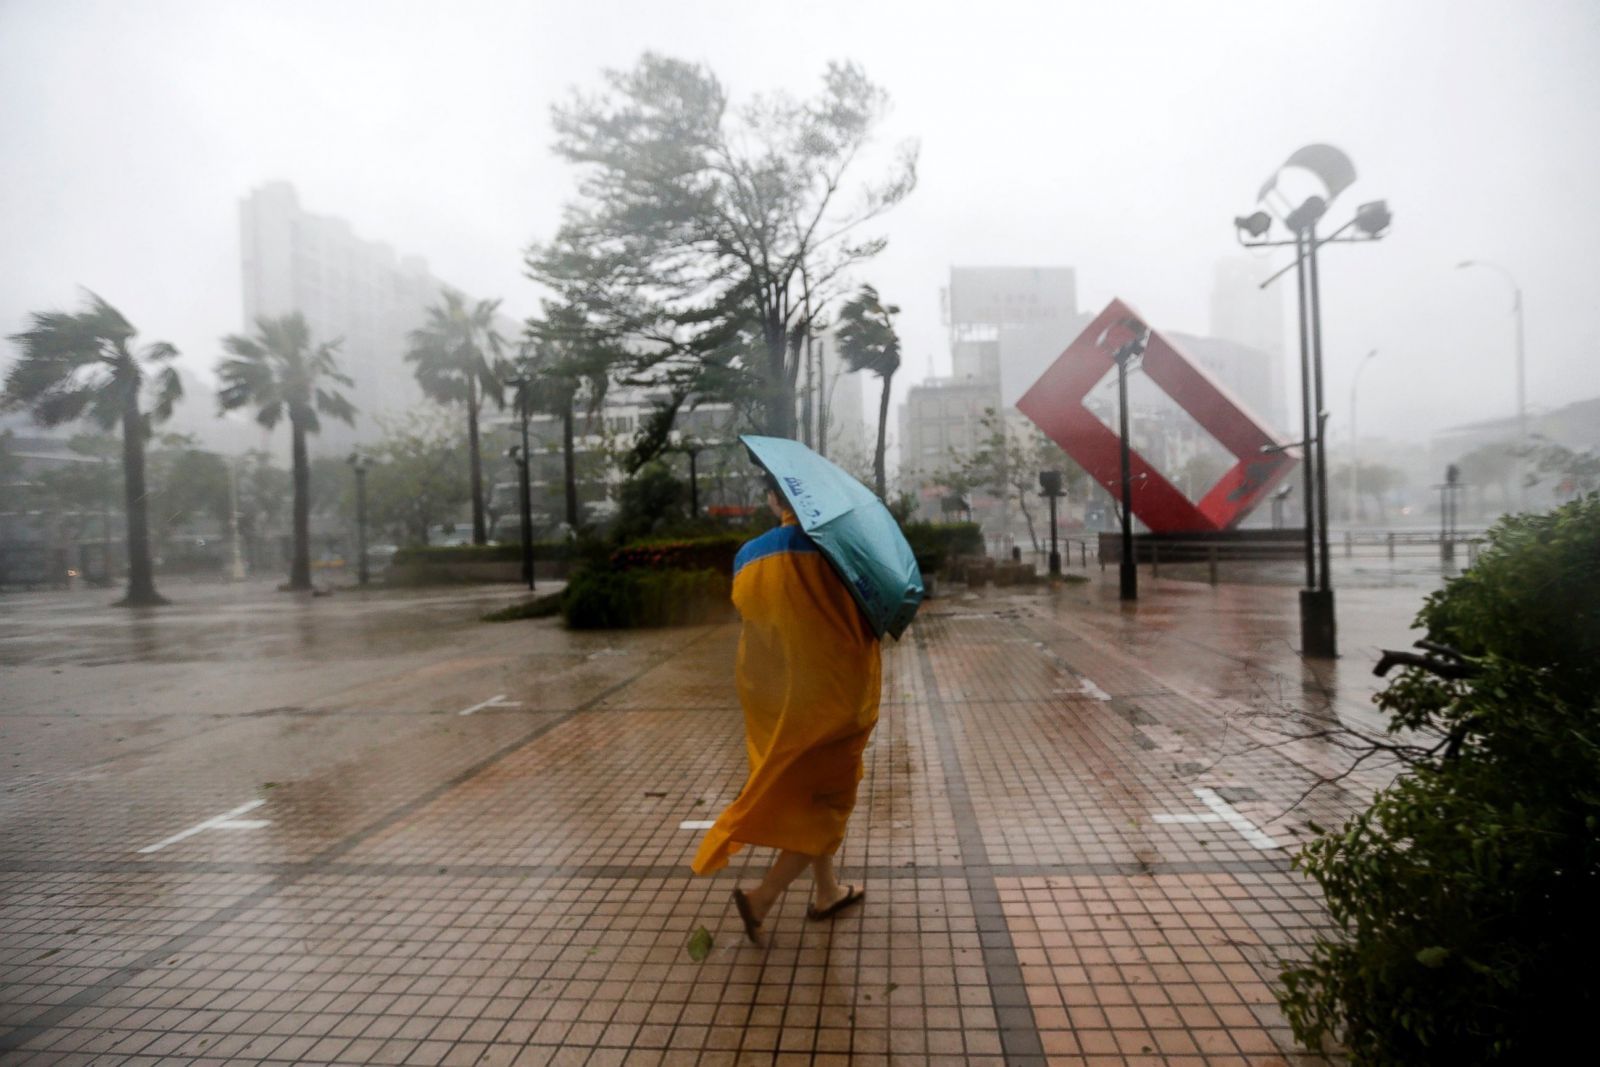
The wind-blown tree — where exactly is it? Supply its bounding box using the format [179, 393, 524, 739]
[3, 292, 182, 605]
[836, 284, 902, 498]
[405, 290, 507, 545]
[521, 305, 618, 529]
[216, 313, 355, 591]
[526, 53, 918, 438]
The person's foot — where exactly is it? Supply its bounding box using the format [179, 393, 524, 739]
[732, 888, 765, 945]
[806, 884, 865, 921]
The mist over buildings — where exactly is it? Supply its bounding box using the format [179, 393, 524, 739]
[2, 0, 1597, 457]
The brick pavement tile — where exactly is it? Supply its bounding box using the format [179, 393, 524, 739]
[0, 589, 1368, 1066]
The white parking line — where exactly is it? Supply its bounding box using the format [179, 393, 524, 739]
[679, 820, 716, 830]
[458, 694, 523, 716]
[137, 799, 268, 854]
[1151, 788, 1279, 850]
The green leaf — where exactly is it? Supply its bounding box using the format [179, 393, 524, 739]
[687, 925, 713, 962]
[1415, 946, 1451, 968]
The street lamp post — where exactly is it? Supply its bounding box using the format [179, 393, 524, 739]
[346, 452, 371, 587]
[686, 444, 702, 518]
[1235, 143, 1392, 659]
[1039, 470, 1063, 576]
[1111, 323, 1147, 602]
[1349, 349, 1378, 525]
[505, 375, 536, 591]
[1456, 260, 1526, 508]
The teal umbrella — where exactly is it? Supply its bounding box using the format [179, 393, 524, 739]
[741, 434, 924, 640]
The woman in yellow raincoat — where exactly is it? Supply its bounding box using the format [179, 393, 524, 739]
[692, 475, 882, 944]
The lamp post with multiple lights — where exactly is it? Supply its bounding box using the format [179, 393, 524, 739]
[1235, 144, 1392, 658]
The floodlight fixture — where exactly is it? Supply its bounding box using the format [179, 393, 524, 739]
[1354, 200, 1392, 237]
[1235, 211, 1272, 239]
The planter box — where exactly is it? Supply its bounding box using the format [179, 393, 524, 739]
[386, 559, 572, 586]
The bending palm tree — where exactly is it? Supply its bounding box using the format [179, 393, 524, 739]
[216, 313, 354, 591]
[405, 291, 506, 545]
[836, 285, 902, 498]
[4, 292, 183, 606]
[522, 304, 616, 530]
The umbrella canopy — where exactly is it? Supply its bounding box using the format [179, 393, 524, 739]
[741, 434, 924, 640]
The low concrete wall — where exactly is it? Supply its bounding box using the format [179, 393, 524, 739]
[385, 559, 571, 585]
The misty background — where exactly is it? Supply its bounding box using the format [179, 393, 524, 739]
[2, 0, 1597, 454]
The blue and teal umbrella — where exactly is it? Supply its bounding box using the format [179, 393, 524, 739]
[741, 434, 924, 640]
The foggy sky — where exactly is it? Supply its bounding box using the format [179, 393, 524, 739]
[3, 0, 1597, 450]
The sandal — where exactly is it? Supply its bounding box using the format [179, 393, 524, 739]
[732, 888, 764, 945]
[806, 885, 865, 921]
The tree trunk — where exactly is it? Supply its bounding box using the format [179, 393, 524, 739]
[763, 315, 795, 438]
[467, 379, 487, 545]
[562, 403, 579, 529]
[118, 391, 166, 606]
[288, 417, 312, 590]
[874, 370, 893, 498]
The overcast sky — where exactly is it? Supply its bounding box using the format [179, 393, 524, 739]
[3, 0, 1596, 449]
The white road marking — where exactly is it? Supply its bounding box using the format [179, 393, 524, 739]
[137, 799, 268, 854]
[679, 820, 716, 830]
[1153, 813, 1223, 825]
[1194, 787, 1279, 849]
[458, 694, 523, 716]
[1151, 788, 1279, 850]
[1079, 679, 1113, 701]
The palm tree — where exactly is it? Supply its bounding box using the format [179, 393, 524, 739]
[404, 290, 506, 545]
[522, 304, 616, 530]
[216, 313, 354, 591]
[3, 292, 182, 606]
[836, 284, 902, 498]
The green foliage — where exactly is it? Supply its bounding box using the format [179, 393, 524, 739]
[358, 411, 472, 546]
[560, 567, 731, 629]
[686, 926, 713, 962]
[901, 522, 983, 574]
[145, 442, 230, 544]
[1279, 494, 1600, 1065]
[481, 592, 565, 623]
[836, 284, 902, 497]
[614, 461, 687, 543]
[525, 53, 917, 438]
[610, 534, 746, 577]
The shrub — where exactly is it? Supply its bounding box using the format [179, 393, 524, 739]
[481, 592, 564, 623]
[610, 534, 748, 577]
[901, 521, 984, 574]
[1278, 494, 1600, 1064]
[561, 567, 731, 629]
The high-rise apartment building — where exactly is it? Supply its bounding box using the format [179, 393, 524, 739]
[240, 182, 503, 455]
[1208, 256, 1288, 433]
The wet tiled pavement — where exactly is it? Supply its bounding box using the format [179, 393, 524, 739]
[0, 570, 1438, 1064]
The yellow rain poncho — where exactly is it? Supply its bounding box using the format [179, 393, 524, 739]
[691, 514, 883, 874]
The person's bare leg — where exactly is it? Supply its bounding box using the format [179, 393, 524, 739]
[743, 850, 812, 922]
[811, 853, 849, 911]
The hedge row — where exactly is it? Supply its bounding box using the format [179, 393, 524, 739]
[561, 567, 732, 629]
[393, 541, 575, 566]
[609, 534, 747, 577]
[901, 522, 984, 573]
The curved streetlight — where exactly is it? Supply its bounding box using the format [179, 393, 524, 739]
[1235, 143, 1391, 659]
[1456, 259, 1526, 508]
[1349, 349, 1378, 525]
